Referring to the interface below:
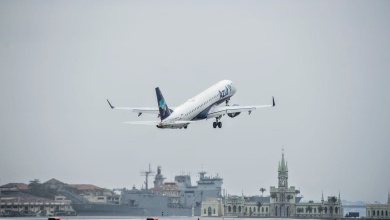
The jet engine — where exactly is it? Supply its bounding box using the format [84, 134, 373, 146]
[227, 104, 241, 118]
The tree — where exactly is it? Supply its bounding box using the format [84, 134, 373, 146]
[329, 196, 337, 203]
[295, 190, 300, 194]
[271, 193, 277, 199]
[28, 179, 41, 195]
[306, 206, 313, 213]
[286, 195, 293, 202]
[260, 188, 266, 197]
[28, 179, 57, 199]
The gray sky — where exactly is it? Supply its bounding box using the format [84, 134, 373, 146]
[1, 1, 389, 203]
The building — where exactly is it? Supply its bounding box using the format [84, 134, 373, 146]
[0, 190, 75, 216]
[224, 152, 343, 218]
[0, 183, 28, 191]
[366, 193, 390, 219]
[201, 198, 224, 217]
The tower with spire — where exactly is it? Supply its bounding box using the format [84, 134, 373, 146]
[388, 190, 390, 205]
[278, 150, 288, 188]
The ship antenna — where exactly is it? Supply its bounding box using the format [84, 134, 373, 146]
[140, 163, 155, 190]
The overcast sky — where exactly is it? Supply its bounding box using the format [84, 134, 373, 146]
[1, 1, 389, 203]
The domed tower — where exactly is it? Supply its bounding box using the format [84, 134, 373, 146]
[278, 152, 288, 188]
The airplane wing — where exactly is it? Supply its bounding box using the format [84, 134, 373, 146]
[107, 99, 175, 116]
[207, 96, 275, 118]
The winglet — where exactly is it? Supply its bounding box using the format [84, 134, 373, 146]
[107, 99, 114, 109]
[272, 96, 275, 107]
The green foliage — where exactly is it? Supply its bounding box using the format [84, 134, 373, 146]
[256, 201, 263, 208]
[306, 206, 313, 213]
[286, 195, 293, 201]
[28, 179, 57, 199]
[328, 196, 337, 203]
[270, 193, 277, 199]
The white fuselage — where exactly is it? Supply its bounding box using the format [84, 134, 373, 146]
[162, 80, 237, 124]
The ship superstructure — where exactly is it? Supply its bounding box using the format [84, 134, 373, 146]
[120, 166, 223, 216]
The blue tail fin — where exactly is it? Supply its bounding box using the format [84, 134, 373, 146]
[156, 87, 172, 120]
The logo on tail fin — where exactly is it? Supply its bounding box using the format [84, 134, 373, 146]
[156, 87, 172, 121]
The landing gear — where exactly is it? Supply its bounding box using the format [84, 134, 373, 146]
[213, 117, 222, 128]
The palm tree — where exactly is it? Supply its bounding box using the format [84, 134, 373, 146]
[260, 188, 266, 197]
[286, 194, 293, 202]
[259, 187, 266, 214]
[270, 193, 277, 201]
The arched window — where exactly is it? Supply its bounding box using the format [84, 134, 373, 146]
[287, 206, 290, 216]
[245, 207, 247, 212]
[377, 210, 380, 216]
[266, 207, 268, 212]
[228, 206, 231, 212]
[324, 207, 327, 214]
[373, 210, 375, 216]
[335, 207, 338, 214]
[314, 208, 316, 213]
[386, 210, 388, 216]
[204, 209, 206, 214]
[258, 207, 260, 212]
[233, 205, 236, 213]
[275, 206, 278, 216]
[238, 206, 241, 213]
[213, 208, 216, 214]
[249, 207, 251, 212]
[262, 207, 264, 212]
[382, 210, 384, 216]
[368, 210, 370, 216]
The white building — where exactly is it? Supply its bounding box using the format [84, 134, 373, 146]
[366, 193, 390, 219]
[201, 197, 224, 217]
[224, 152, 343, 218]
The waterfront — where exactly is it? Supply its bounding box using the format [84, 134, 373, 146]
[0, 217, 322, 220]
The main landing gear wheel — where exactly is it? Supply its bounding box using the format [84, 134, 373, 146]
[213, 121, 222, 128]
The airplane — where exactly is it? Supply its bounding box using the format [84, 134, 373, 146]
[107, 80, 275, 129]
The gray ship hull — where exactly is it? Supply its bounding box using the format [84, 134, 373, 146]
[71, 203, 143, 216]
[72, 203, 199, 216]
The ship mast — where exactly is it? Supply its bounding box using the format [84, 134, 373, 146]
[140, 163, 155, 190]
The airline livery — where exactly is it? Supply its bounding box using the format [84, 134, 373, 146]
[107, 80, 275, 129]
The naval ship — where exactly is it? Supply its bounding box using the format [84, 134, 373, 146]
[70, 165, 223, 216]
